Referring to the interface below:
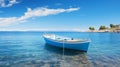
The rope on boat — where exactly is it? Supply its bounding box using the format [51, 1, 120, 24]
[62, 39, 65, 67]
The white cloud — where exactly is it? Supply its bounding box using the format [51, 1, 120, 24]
[0, 17, 18, 26]
[0, 7, 80, 27]
[0, 0, 18, 7]
[19, 7, 80, 20]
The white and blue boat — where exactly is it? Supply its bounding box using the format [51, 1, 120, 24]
[43, 34, 90, 52]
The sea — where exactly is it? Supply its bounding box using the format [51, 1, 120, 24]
[0, 31, 120, 67]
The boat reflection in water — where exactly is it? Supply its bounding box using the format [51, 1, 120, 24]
[44, 43, 91, 67]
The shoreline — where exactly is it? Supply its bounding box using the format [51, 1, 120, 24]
[0, 31, 120, 33]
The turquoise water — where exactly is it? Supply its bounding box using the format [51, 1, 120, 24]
[0, 32, 120, 67]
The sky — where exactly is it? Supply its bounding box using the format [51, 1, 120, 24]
[0, 0, 120, 31]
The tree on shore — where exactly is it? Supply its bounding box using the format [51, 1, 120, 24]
[99, 25, 106, 30]
[89, 27, 95, 30]
[110, 24, 115, 28]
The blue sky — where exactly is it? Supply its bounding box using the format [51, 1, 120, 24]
[0, 0, 120, 31]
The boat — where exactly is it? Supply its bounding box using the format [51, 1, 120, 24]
[43, 34, 90, 52]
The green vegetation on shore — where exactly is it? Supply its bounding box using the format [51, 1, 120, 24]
[89, 27, 95, 30]
[99, 25, 107, 30]
[89, 24, 120, 32]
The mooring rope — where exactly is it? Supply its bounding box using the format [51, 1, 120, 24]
[62, 39, 65, 67]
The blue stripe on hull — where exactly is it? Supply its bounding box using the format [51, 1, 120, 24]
[44, 38, 89, 51]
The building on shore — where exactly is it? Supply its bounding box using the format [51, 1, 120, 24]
[114, 24, 120, 32]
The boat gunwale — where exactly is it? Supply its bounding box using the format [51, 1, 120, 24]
[43, 35, 90, 44]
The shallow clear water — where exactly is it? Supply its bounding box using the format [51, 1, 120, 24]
[0, 32, 120, 67]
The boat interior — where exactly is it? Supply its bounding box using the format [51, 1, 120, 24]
[44, 34, 89, 42]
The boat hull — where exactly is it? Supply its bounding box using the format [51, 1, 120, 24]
[44, 37, 90, 52]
